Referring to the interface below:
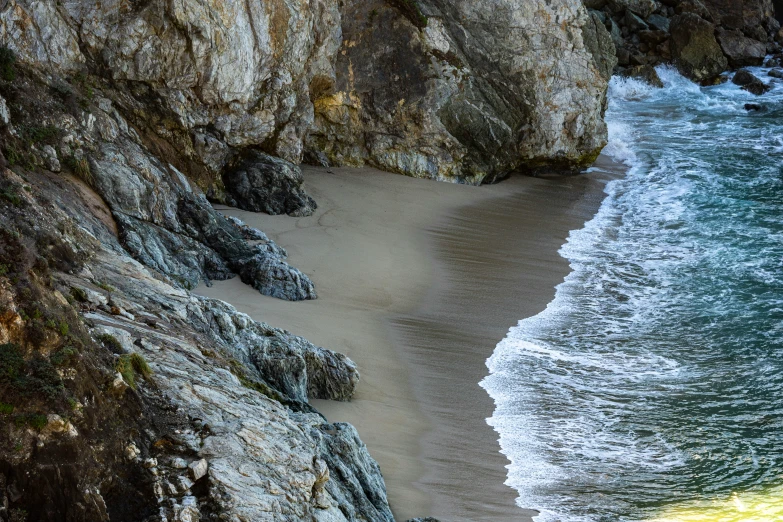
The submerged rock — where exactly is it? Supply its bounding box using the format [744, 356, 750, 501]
[620, 65, 664, 87]
[732, 68, 772, 95]
[223, 152, 317, 217]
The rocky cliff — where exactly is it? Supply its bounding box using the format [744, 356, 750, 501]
[587, 0, 781, 83]
[0, 0, 666, 521]
[0, 0, 610, 186]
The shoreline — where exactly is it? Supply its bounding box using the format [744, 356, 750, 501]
[196, 159, 622, 520]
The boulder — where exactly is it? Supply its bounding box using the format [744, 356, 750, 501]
[732, 68, 772, 94]
[669, 13, 728, 82]
[675, 0, 714, 20]
[222, 152, 317, 217]
[607, 0, 658, 17]
[620, 65, 665, 87]
[647, 13, 671, 32]
[624, 11, 650, 31]
[768, 68, 783, 78]
[716, 28, 768, 66]
[701, 0, 775, 33]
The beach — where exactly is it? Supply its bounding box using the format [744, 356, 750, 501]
[196, 159, 620, 521]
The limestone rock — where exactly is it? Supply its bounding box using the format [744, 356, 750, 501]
[188, 459, 208, 481]
[700, 0, 775, 33]
[308, 0, 609, 182]
[716, 28, 768, 67]
[670, 13, 728, 82]
[584, 10, 619, 81]
[223, 152, 317, 217]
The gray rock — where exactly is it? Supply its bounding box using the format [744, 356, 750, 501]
[769, 68, 783, 79]
[624, 11, 650, 32]
[716, 28, 767, 67]
[647, 13, 671, 32]
[188, 459, 208, 481]
[0, 95, 9, 126]
[669, 13, 728, 82]
[607, 0, 658, 17]
[223, 152, 317, 217]
[620, 65, 665, 87]
[701, 0, 774, 33]
[308, 0, 609, 182]
[584, 10, 619, 81]
[732, 68, 772, 95]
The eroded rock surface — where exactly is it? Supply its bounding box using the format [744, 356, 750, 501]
[308, 0, 610, 182]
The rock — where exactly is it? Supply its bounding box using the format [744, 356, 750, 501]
[732, 68, 772, 94]
[647, 13, 671, 32]
[607, 0, 658, 17]
[744, 103, 763, 110]
[308, 0, 610, 182]
[407, 519, 441, 522]
[0, 95, 9, 126]
[584, 11, 619, 81]
[41, 145, 60, 173]
[701, 0, 775, 33]
[675, 0, 714, 20]
[171, 457, 188, 469]
[624, 11, 650, 32]
[716, 28, 768, 67]
[669, 13, 728, 82]
[188, 459, 208, 481]
[620, 65, 665, 87]
[222, 152, 317, 217]
[769, 68, 783, 78]
[175, 476, 194, 494]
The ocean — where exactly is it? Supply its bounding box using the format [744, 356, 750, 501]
[481, 66, 783, 521]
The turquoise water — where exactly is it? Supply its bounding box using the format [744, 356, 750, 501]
[482, 67, 783, 521]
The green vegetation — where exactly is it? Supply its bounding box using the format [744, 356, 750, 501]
[50, 345, 78, 367]
[21, 124, 60, 146]
[64, 155, 93, 185]
[8, 508, 27, 522]
[96, 333, 123, 353]
[0, 185, 22, 207]
[14, 413, 47, 430]
[0, 342, 66, 401]
[70, 286, 88, 303]
[115, 352, 152, 389]
[0, 46, 16, 82]
[95, 281, 116, 293]
[0, 401, 14, 414]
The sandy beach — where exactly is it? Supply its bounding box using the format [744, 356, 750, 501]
[196, 159, 621, 521]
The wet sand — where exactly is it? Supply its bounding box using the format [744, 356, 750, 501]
[196, 159, 621, 521]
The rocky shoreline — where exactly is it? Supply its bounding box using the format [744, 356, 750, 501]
[0, 0, 779, 520]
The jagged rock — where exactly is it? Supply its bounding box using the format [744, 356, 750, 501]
[607, 0, 658, 17]
[584, 11, 619, 81]
[188, 459, 208, 481]
[701, 0, 775, 33]
[624, 11, 650, 32]
[620, 65, 665, 87]
[308, 0, 610, 182]
[717, 28, 768, 66]
[222, 152, 317, 217]
[675, 0, 714, 20]
[732, 68, 772, 95]
[769, 68, 783, 79]
[647, 13, 671, 32]
[0, 95, 9, 126]
[312, 423, 395, 522]
[670, 13, 728, 82]
[744, 103, 763, 110]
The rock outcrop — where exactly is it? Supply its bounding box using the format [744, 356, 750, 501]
[586, 0, 780, 84]
[1, 0, 611, 186]
[308, 0, 610, 182]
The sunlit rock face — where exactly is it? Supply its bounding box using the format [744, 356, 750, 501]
[1, 0, 609, 185]
[307, 0, 611, 183]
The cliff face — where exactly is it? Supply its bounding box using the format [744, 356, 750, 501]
[0, 0, 609, 185]
[308, 0, 610, 183]
[0, 0, 614, 520]
[588, 0, 780, 84]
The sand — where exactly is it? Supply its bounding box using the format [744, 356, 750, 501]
[196, 158, 622, 521]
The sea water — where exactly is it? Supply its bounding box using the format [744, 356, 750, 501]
[481, 66, 783, 521]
